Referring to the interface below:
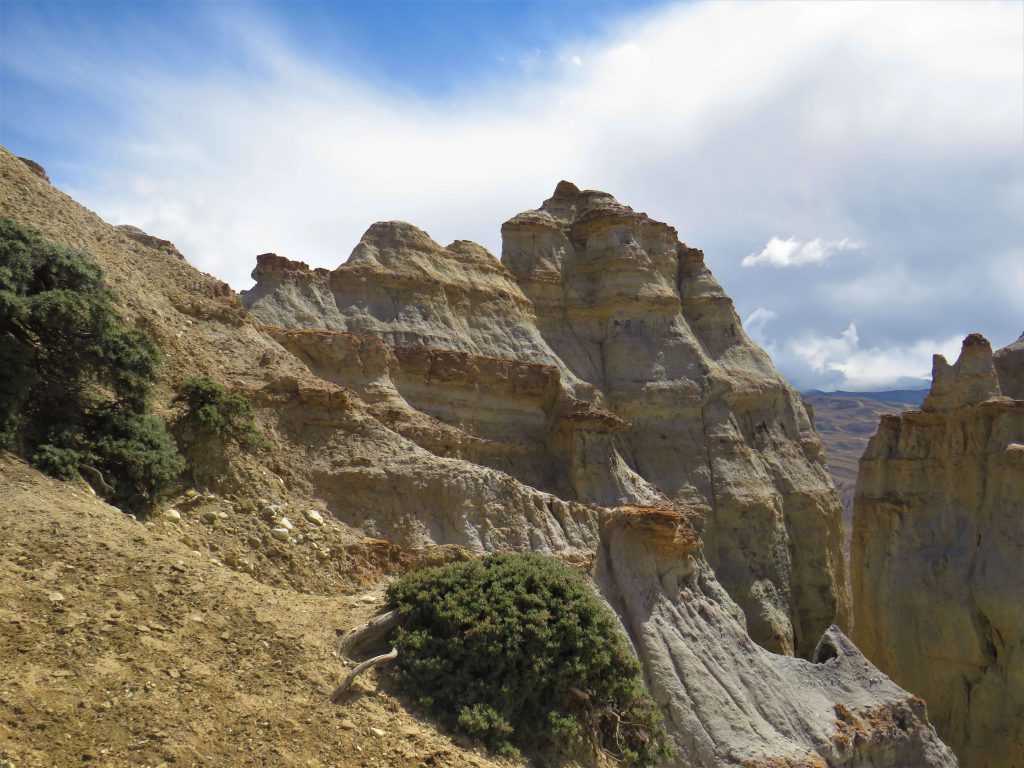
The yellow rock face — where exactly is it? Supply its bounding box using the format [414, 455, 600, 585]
[853, 333, 1024, 767]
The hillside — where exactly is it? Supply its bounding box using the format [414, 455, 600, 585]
[0, 456, 511, 768]
[0, 149, 955, 767]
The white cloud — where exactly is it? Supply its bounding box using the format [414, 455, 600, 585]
[782, 324, 965, 391]
[743, 307, 778, 348]
[5, 0, 1021, 390]
[741, 236, 864, 268]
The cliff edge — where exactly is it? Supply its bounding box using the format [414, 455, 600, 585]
[853, 333, 1024, 767]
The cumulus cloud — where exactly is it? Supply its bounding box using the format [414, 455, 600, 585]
[3, 0, 1021, 390]
[743, 307, 778, 348]
[769, 323, 966, 391]
[741, 236, 863, 268]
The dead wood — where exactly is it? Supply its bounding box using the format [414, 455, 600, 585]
[330, 647, 398, 702]
[338, 609, 402, 658]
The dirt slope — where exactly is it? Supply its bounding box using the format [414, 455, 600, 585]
[0, 456, 511, 768]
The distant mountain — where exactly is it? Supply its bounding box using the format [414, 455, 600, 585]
[805, 388, 928, 406]
[802, 391, 922, 553]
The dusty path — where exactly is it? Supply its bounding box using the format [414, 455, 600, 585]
[0, 457, 510, 768]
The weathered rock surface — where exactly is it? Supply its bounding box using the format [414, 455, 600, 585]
[502, 182, 850, 657]
[853, 333, 1024, 767]
[0, 150, 953, 767]
[246, 182, 850, 659]
[602, 507, 955, 767]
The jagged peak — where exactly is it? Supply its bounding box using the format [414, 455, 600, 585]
[923, 333, 1003, 412]
[552, 179, 581, 198]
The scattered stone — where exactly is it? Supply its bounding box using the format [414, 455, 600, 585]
[162, 509, 181, 523]
[339, 719, 356, 730]
[368, 727, 386, 738]
[270, 527, 289, 542]
[48, 591, 65, 602]
[278, 516, 294, 531]
[259, 507, 277, 522]
[200, 511, 217, 524]
[304, 509, 325, 526]
[184, 489, 199, 500]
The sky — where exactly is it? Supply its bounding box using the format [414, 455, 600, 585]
[1, 0, 1021, 391]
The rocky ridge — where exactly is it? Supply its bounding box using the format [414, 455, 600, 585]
[853, 333, 1024, 767]
[243, 177, 951, 765]
[0, 150, 954, 766]
[245, 181, 850, 660]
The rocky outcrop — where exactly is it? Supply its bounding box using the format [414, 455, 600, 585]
[502, 182, 849, 658]
[853, 333, 1024, 767]
[246, 183, 850, 659]
[601, 506, 954, 767]
[0, 148, 952, 768]
[995, 331, 1024, 400]
[16, 156, 48, 182]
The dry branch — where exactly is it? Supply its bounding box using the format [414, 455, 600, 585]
[330, 648, 398, 702]
[338, 609, 402, 658]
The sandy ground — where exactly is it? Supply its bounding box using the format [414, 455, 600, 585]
[0, 456, 512, 768]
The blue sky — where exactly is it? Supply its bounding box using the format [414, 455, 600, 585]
[2, 0, 1022, 390]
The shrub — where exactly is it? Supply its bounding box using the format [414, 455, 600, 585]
[0, 218, 183, 511]
[174, 376, 266, 449]
[386, 552, 672, 766]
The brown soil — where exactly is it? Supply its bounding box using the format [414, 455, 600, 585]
[0, 456, 512, 768]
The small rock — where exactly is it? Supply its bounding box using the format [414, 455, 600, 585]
[217, 511, 228, 520]
[359, 594, 379, 604]
[340, 719, 356, 730]
[162, 509, 182, 523]
[368, 727, 386, 738]
[48, 591, 65, 602]
[259, 507, 277, 522]
[184, 489, 199, 500]
[270, 527, 290, 542]
[278, 516, 294, 531]
[304, 509, 325, 526]
[200, 511, 217, 524]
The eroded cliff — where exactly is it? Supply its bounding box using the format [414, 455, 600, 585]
[853, 333, 1024, 767]
[0, 150, 954, 767]
[245, 182, 850, 659]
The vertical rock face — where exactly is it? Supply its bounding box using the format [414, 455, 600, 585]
[246, 183, 850, 658]
[501, 182, 850, 657]
[235, 177, 956, 766]
[853, 333, 1024, 767]
[0, 148, 954, 768]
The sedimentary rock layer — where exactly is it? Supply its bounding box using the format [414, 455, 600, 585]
[853, 333, 1024, 767]
[245, 182, 850, 659]
[0, 149, 952, 767]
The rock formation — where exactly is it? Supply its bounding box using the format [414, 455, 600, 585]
[241, 179, 954, 765]
[853, 333, 1024, 767]
[246, 182, 850, 659]
[0, 149, 954, 766]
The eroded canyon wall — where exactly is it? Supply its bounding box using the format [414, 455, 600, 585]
[245, 182, 850, 659]
[853, 333, 1024, 767]
[0, 149, 953, 767]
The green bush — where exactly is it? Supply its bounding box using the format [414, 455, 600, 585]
[174, 376, 267, 449]
[387, 552, 672, 766]
[0, 218, 183, 511]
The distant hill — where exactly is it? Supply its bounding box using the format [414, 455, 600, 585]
[805, 388, 928, 406]
[802, 391, 924, 552]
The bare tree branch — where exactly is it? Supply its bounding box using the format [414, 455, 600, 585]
[330, 647, 398, 702]
[338, 609, 402, 658]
